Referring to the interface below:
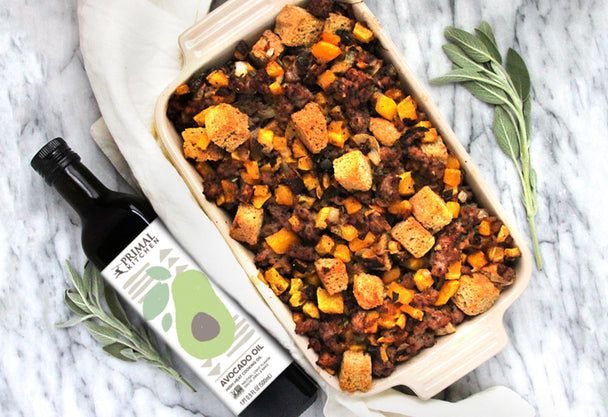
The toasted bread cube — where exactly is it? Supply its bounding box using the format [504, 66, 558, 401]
[317, 287, 344, 314]
[369, 117, 401, 146]
[452, 273, 500, 315]
[353, 273, 384, 310]
[324, 12, 353, 34]
[229, 203, 263, 245]
[333, 150, 373, 192]
[205, 103, 251, 152]
[420, 136, 448, 165]
[339, 350, 372, 392]
[391, 217, 435, 258]
[315, 258, 348, 294]
[250, 29, 285, 63]
[274, 5, 323, 47]
[409, 186, 452, 233]
[182, 127, 212, 161]
[291, 102, 328, 154]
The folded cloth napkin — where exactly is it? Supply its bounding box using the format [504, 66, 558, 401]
[78, 0, 535, 416]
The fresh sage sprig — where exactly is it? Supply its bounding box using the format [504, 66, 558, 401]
[58, 261, 196, 391]
[430, 22, 542, 270]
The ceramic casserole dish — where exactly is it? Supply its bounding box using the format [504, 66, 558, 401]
[154, 0, 532, 399]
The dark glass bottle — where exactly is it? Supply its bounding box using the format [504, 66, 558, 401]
[31, 138, 318, 417]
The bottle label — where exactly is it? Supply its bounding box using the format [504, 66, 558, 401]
[101, 218, 291, 414]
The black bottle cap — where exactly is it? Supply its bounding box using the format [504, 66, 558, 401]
[31, 138, 81, 185]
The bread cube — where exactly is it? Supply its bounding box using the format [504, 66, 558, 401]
[323, 12, 353, 34]
[353, 273, 384, 310]
[291, 102, 328, 154]
[314, 258, 348, 294]
[229, 203, 263, 245]
[339, 350, 372, 392]
[420, 136, 448, 165]
[250, 29, 284, 64]
[205, 104, 251, 152]
[452, 273, 500, 315]
[369, 117, 401, 146]
[409, 186, 453, 232]
[316, 287, 344, 314]
[333, 150, 373, 192]
[274, 5, 323, 47]
[391, 217, 435, 258]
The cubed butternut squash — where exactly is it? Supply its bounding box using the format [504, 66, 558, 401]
[315, 235, 336, 256]
[443, 168, 462, 187]
[333, 244, 351, 263]
[401, 304, 424, 321]
[398, 172, 415, 196]
[311, 41, 342, 63]
[397, 96, 417, 121]
[467, 250, 488, 269]
[349, 232, 376, 252]
[352, 22, 374, 43]
[413, 269, 434, 291]
[375, 95, 397, 121]
[317, 70, 336, 90]
[317, 287, 344, 314]
[446, 201, 460, 219]
[265, 227, 300, 254]
[266, 61, 284, 77]
[264, 267, 289, 295]
[207, 70, 229, 87]
[275, 184, 294, 206]
[387, 282, 415, 305]
[343, 196, 362, 214]
[434, 280, 460, 306]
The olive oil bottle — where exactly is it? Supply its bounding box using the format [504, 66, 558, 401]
[31, 138, 318, 417]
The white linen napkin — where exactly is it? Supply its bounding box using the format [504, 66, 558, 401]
[77, 0, 535, 415]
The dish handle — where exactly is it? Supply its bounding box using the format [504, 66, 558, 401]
[177, 0, 291, 70]
[396, 310, 510, 399]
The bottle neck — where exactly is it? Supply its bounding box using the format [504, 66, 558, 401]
[52, 162, 110, 217]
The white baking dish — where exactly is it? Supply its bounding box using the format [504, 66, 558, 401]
[154, 0, 532, 399]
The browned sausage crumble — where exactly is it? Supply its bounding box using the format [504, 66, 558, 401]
[166, 0, 520, 392]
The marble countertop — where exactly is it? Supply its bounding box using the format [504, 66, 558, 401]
[1, 0, 607, 416]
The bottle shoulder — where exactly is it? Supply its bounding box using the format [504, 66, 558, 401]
[80, 192, 157, 269]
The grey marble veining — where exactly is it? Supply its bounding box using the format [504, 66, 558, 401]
[1, 0, 607, 416]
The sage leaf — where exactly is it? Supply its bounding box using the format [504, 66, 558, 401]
[64, 290, 89, 316]
[56, 314, 94, 328]
[142, 283, 170, 321]
[442, 44, 480, 70]
[475, 22, 502, 63]
[83, 321, 122, 346]
[444, 26, 493, 63]
[463, 80, 509, 105]
[523, 94, 532, 137]
[103, 342, 136, 362]
[506, 48, 531, 100]
[104, 285, 131, 327]
[120, 348, 141, 361]
[162, 313, 173, 332]
[87, 262, 105, 306]
[66, 289, 90, 314]
[65, 261, 86, 296]
[146, 266, 172, 281]
[494, 106, 520, 159]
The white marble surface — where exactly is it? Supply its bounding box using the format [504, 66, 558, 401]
[1, 0, 607, 416]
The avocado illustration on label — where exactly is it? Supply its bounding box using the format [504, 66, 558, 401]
[172, 270, 236, 359]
